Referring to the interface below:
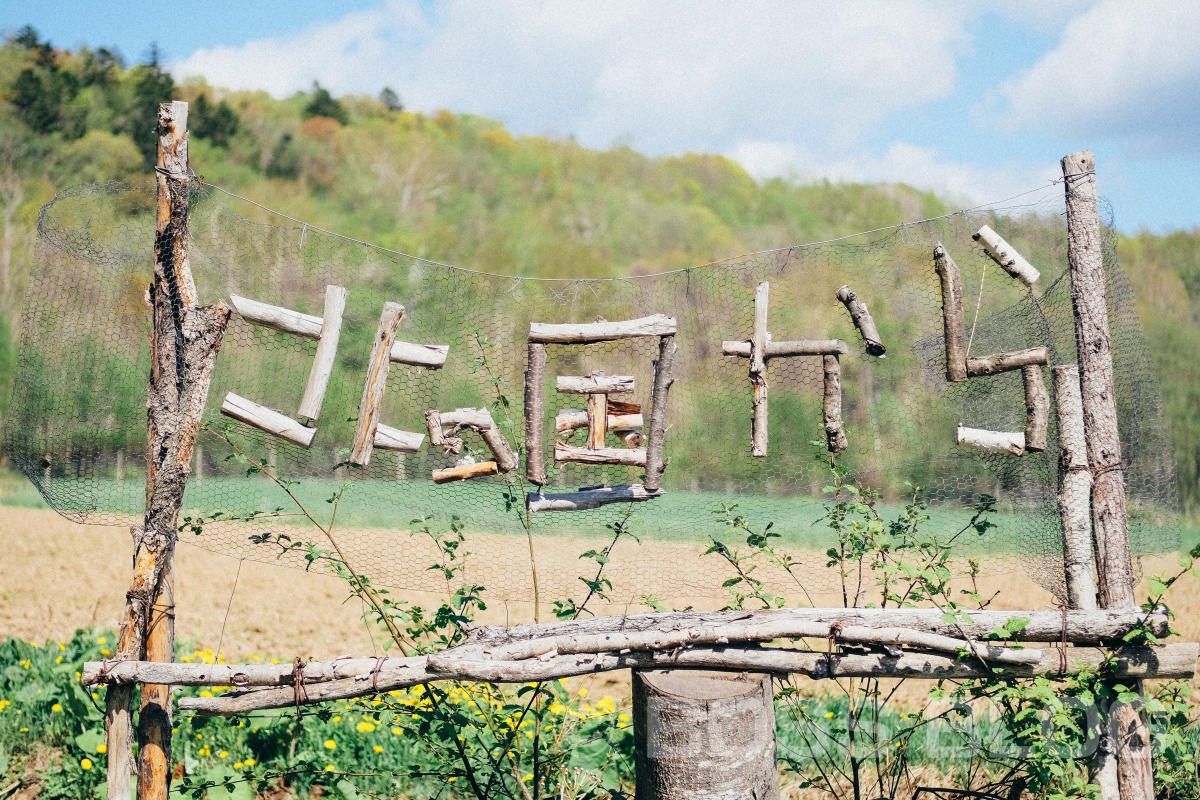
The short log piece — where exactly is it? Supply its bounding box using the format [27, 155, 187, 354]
[586, 393, 608, 450]
[1054, 364, 1098, 611]
[527, 483, 664, 513]
[751, 281, 769, 376]
[425, 410, 462, 454]
[373, 423, 424, 453]
[220, 393, 316, 448]
[557, 374, 635, 394]
[973, 225, 1040, 286]
[933, 243, 968, 382]
[958, 426, 1025, 456]
[530, 314, 677, 344]
[721, 339, 848, 358]
[350, 302, 404, 466]
[297, 285, 347, 422]
[230, 295, 322, 340]
[836, 284, 885, 357]
[966, 346, 1049, 377]
[524, 343, 547, 485]
[433, 460, 498, 484]
[430, 408, 518, 471]
[644, 335, 676, 491]
[555, 443, 646, 466]
[751, 370, 769, 458]
[823, 354, 848, 454]
[1023, 364, 1049, 452]
[389, 341, 449, 369]
[555, 409, 644, 434]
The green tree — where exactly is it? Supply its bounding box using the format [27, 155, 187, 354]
[121, 44, 176, 166]
[303, 81, 348, 125]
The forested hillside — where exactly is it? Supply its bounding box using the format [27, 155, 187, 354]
[0, 27, 1196, 510]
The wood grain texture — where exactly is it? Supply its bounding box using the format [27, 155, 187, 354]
[1023, 364, 1050, 453]
[230, 294, 322, 340]
[644, 335, 676, 491]
[389, 340, 449, 368]
[350, 302, 404, 466]
[721, 339, 848, 358]
[1054, 364, 1097, 611]
[527, 483, 664, 513]
[220, 393, 317, 448]
[432, 460, 498, 483]
[555, 408, 643, 434]
[965, 346, 1050, 377]
[555, 442, 647, 466]
[836, 284, 886, 357]
[933, 243, 968, 382]
[529, 314, 677, 343]
[298, 284, 347, 421]
[586, 392, 608, 450]
[556, 374, 635, 394]
[372, 423, 425, 453]
[973, 224, 1040, 286]
[524, 344, 547, 485]
[823, 354, 848, 453]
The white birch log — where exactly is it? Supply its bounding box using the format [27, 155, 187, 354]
[438, 408, 495, 430]
[966, 346, 1050, 377]
[555, 443, 647, 466]
[220, 393, 315, 448]
[556, 374, 635, 394]
[836, 285, 886, 357]
[530, 314, 677, 343]
[297, 285, 346, 421]
[389, 341, 449, 369]
[172, 642, 1198, 715]
[1054, 364, 1098, 611]
[350, 302, 404, 466]
[527, 484, 664, 513]
[721, 340, 848, 358]
[958, 426, 1025, 456]
[973, 225, 1040, 286]
[373, 423, 424, 453]
[751, 281, 769, 376]
[230, 295, 322, 340]
[555, 409, 644, 434]
[1023, 364, 1050, 453]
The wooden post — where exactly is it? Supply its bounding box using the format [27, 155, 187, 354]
[933, 243, 968, 382]
[632, 670, 778, 800]
[524, 343, 547, 485]
[105, 101, 231, 800]
[644, 335, 676, 491]
[822, 354, 847, 453]
[350, 302, 404, 466]
[1022, 364, 1049, 453]
[1053, 364, 1097, 610]
[1062, 150, 1152, 800]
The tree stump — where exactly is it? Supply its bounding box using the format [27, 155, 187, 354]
[633, 669, 778, 800]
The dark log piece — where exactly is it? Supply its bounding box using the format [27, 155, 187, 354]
[933, 243, 968, 382]
[836, 284, 885, 357]
[822, 354, 847, 453]
[965, 346, 1049, 377]
[644, 335, 676, 491]
[1023, 364, 1049, 453]
[527, 483, 664, 513]
[633, 670, 778, 800]
[524, 343, 547, 485]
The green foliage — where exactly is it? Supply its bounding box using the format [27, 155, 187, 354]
[303, 83, 348, 126]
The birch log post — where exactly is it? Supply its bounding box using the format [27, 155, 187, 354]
[1023, 364, 1050, 453]
[633, 670, 778, 800]
[750, 282, 770, 458]
[1063, 149, 1151, 800]
[933, 243, 968, 382]
[298, 284, 347, 421]
[1054, 364, 1097, 611]
[973, 225, 1041, 286]
[836, 285, 885, 357]
[822, 354, 847, 453]
[350, 302, 404, 467]
[524, 343, 547, 485]
[644, 335, 676, 491]
[105, 101, 232, 800]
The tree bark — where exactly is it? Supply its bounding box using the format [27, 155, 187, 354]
[104, 101, 231, 800]
[836, 284, 885, 357]
[524, 343, 547, 485]
[633, 670, 778, 800]
[1063, 149, 1150, 800]
[298, 284, 347, 421]
[721, 339, 847, 358]
[822, 354, 848, 453]
[1054, 364, 1098, 611]
[557, 374, 635, 394]
[530, 314, 677, 343]
[350, 302, 404, 466]
[973, 224, 1040, 286]
[965, 346, 1050, 377]
[432, 460, 498, 483]
[933, 243, 968, 382]
[644, 335, 676, 491]
[957, 426, 1025, 456]
[1023, 364, 1049, 452]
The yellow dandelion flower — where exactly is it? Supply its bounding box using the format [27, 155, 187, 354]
[199, 691, 213, 698]
[244, 758, 256, 767]
[97, 637, 107, 645]
[577, 688, 587, 698]
[80, 758, 93, 770]
[51, 704, 62, 713]
[55, 656, 63, 664]
[198, 747, 210, 757]
[824, 711, 835, 719]
[217, 751, 228, 759]
[324, 739, 337, 750]
[373, 745, 383, 753]
[522, 774, 533, 782]
[57, 643, 66, 651]
[100, 649, 111, 657]
[233, 762, 243, 769]
[332, 715, 341, 723]
[97, 744, 107, 754]
[356, 721, 375, 733]
[324, 764, 335, 772]
[91, 693, 99, 700]
[391, 727, 403, 736]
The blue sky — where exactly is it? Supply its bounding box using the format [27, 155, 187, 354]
[6, 1, 1199, 233]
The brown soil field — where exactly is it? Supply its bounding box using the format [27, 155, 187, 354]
[2, 505, 1197, 699]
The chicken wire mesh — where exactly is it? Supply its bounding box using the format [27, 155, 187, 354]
[4, 179, 1179, 605]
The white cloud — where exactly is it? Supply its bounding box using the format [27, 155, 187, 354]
[173, 0, 971, 154]
[989, 0, 1200, 152]
[731, 140, 1060, 208]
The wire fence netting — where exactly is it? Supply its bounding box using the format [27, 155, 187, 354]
[5, 179, 1180, 605]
